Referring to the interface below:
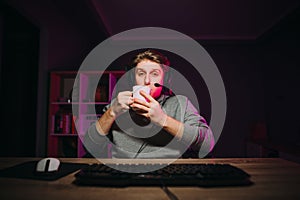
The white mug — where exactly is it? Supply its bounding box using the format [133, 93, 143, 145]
[132, 85, 150, 102]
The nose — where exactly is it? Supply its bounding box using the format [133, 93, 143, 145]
[144, 74, 150, 85]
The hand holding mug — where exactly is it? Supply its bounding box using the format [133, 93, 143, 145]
[111, 91, 133, 116]
[131, 89, 167, 127]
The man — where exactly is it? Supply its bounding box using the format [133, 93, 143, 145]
[84, 49, 214, 158]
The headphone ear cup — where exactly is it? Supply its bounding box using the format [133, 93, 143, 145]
[164, 71, 171, 88]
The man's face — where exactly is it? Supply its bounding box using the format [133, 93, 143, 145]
[135, 60, 164, 99]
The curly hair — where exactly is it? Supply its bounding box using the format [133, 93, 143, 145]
[131, 49, 170, 72]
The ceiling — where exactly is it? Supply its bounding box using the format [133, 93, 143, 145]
[89, 0, 300, 40]
[4, 0, 300, 41]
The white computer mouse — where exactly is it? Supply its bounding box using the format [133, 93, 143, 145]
[36, 157, 60, 172]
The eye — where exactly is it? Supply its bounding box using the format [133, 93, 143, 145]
[137, 71, 145, 76]
[151, 71, 160, 77]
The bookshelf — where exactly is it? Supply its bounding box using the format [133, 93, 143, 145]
[47, 70, 125, 157]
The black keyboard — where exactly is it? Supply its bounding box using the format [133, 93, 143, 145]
[74, 163, 252, 187]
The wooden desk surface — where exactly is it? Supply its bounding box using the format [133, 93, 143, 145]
[0, 158, 300, 200]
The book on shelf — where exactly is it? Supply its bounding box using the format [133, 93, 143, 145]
[62, 113, 71, 134]
[52, 112, 77, 134]
[71, 115, 77, 134]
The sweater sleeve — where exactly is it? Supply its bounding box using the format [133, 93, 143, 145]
[83, 103, 113, 158]
[179, 97, 215, 158]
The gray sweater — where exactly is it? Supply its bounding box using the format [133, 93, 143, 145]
[84, 94, 214, 158]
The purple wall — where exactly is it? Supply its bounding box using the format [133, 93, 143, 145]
[205, 44, 266, 157]
[2, 1, 299, 157]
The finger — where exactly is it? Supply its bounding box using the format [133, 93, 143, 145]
[119, 96, 133, 104]
[135, 112, 149, 118]
[140, 90, 155, 102]
[127, 97, 134, 105]
[119, 105, 130, 113]
[133, 97, 150, 107]
[120, 91, 133, 97]
[131, 103, 150, 112]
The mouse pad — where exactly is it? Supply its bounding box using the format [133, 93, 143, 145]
[0, 161, 89, 181]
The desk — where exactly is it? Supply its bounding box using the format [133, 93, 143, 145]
[246, 139, 300, 163]
[0, 158, 300, 200]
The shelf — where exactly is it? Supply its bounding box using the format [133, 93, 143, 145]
[47, 70, 125, 158]
[80, 102, 109, 105]
[51, 102, 79, 105]
[50, 133, 78, 136]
